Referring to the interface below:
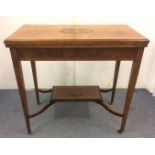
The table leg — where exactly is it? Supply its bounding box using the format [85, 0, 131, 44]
[31, 61, 40, 105]
[119, 48, 144, 133]
[10, 48, 31, 134]
[110, 60, 121, 104]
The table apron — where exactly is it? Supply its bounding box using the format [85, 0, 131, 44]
[16, 48, 138, 61]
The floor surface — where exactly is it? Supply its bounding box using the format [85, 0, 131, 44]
[0, 89, 155, 138]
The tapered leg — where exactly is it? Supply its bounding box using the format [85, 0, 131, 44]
[110, 60, 121, 104]
[119, 48, 144, 133]
[31, 61, 40, 105]
[10, 48, 31, 134]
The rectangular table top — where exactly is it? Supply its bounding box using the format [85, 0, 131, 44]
[4, 25, 149, 48]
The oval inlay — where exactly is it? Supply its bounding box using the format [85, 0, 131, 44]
[69, 89, 84, 97]
[61, 28, 93, 34]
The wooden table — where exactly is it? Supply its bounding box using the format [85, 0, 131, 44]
[4, 25, 149, 134]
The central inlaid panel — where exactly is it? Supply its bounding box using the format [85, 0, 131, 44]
[60, 28, 93, 34]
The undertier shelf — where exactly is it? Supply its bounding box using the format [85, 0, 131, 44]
[52, 86, 102, 101]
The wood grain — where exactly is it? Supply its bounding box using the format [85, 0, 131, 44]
[16, 48, 137, 61]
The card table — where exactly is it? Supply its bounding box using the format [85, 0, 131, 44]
[4, 25, 149, 134]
